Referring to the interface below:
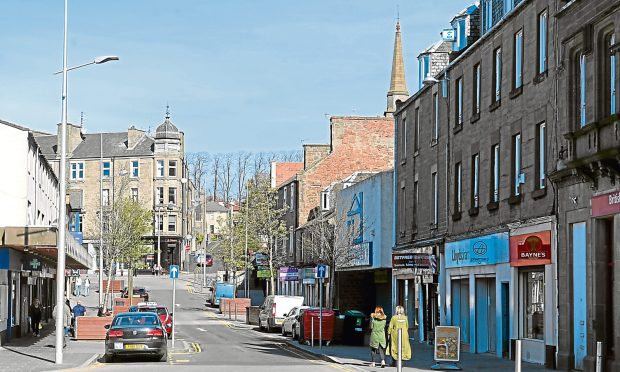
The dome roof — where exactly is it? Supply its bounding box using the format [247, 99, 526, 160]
[155, 113, 181, 140]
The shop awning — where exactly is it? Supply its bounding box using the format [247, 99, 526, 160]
[0, 226, 91, 269]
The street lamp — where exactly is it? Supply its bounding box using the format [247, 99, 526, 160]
[55, 1, 118, 364]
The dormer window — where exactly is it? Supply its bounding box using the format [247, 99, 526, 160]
[418, 55, 431, 88]
[453, 18, 467, 51]
[321, 191, 330, 211]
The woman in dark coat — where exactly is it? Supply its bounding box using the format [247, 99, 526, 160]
[29, 298, 42, 337]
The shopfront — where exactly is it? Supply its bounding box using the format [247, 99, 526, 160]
[277, 266, 300, 296]
[509, 221, 557, 367]
[442, 232, 510, 357]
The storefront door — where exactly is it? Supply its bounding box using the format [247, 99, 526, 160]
[521, 269, 545, 364]
[572, 222, 587, 370]
[451, 278, 470, 346]
[475, 277, 496, 353]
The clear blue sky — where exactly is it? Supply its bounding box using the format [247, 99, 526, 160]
[0, 1, 466, 153]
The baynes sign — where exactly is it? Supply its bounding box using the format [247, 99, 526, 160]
[510, 230, 552, 266]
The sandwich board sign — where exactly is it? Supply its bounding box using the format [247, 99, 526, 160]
[431, 326, 461, 370]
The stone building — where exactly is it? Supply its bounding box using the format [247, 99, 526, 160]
[35, 111, 195, 272]
[550, 1, 620, 370]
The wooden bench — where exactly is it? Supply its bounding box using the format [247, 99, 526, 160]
[75, 316, 112, 340]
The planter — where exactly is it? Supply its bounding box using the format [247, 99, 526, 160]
[220, 298, 251, 316]
[103, 279, 124, 293]
[112, 297, 132, 314]
[75, 316, 112, 340]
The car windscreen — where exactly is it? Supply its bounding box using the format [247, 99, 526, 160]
[113, 314, 159, 327]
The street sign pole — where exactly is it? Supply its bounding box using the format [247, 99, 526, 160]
[319, 277, 323, 349]
[170, 265, 179, 348]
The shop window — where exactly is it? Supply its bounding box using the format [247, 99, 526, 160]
[524, 270, 545, 340]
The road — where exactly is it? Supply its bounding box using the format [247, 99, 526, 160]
[80, 274, 354, 372]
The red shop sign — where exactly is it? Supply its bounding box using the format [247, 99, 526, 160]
[510, 230, 551, 266]
[591, 190, 620, 217]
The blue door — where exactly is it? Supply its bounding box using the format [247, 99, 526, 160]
[475, 278, 496, 353]
[451, 279, 470, 345]
[572, 222, 587, 370]
[501, 282, 510, 357]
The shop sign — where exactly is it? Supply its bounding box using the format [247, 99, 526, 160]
[392, 253, 436, 274]
[278, 266, 299, 282]
[445, 232, 509, 268]
[591, 190, 620, 217]
[434, 326, 460, 362]
[300, 267, 316, 285]
[510, 230, 551, 266]
[24, 257, 43, 271]
[257, 269, 274, 278]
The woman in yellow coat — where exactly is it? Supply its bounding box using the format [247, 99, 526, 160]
[388, 305, 411, 365]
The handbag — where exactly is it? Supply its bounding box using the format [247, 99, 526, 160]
[39, 323, 43, 330]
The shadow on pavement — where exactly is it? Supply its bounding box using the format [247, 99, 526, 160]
[0, 346, 55, 364]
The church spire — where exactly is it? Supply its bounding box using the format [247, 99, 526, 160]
[386, 20, 409, 115]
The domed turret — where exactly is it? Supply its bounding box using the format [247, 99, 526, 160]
[155, 108, 181, 140]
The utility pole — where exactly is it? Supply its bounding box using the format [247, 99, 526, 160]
[244, 182, 249, 298]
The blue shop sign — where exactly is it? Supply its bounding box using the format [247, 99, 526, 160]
[445, 232, 509, 268]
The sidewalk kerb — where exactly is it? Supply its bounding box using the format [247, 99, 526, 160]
[283, 340, 366, 371]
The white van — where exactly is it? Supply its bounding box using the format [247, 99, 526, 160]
[258, 295, 304, 332]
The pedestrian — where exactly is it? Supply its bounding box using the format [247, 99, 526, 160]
[83, 278, 91, 296]
[369, 306, 387, 368]
[29, 298, 42, 337]
[74, 276, 82, 297]
[387, 305, 411, 367]
[151, 265, 156, 276]
[52, 299, 72, 347]
[72, 300, 86, 338]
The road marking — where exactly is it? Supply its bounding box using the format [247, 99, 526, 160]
[174, 359, 190, 362]
[197, 327, 207, 332]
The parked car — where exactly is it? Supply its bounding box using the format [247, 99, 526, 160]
[121, 287, 149, 302]
[103, 312, 167, 363]
[128, 302, 173, 337]
[258, 295, 304, 333]
[208, 282, 235, 307]
[281, 305, 309, 338]
[194, 253, 214, 267]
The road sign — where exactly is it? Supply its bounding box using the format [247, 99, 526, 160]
[315, 264, 328, 279]
[169, 265, 179, 279]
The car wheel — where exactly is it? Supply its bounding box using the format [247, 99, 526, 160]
[292, 326, 298, 340]
[281, 326, 286, 336]
[104, 354, 114, 363]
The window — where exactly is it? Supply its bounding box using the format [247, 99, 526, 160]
[401, 118, 407, 159]
[606, 33, 617, 116]
[413, 180, 419, 227]
[399, 183, 406, 235]
[169, 160, 177, 177]
[419, 55, 430, 88]
[288, 228, 294, 255]
[131, 160, 139, 177]
[483, 0, 493, 33]
[283, 186, 288, 208]
[156, 187, 164, 205]
[579, 53, 587, 127]
[414, 108, 420, 152]
[169, 187, 177, 205]
[433, 93, 439, 141]
[472, 154, 480, 208]
[538, 10, 548, 74]
[536, 123, 546, 189]
[455, 162, 462, 212]
[473, 64, 481, 115]
[102, 189, 110, 206]
[70, 161, 84, 180]
[156, 160, 164, 177]
[156, 214, 163, 231]
[491, 144, 500, 203]
[168, 215, 176, 232]
[432, 173, 438, 225]
[321, 191, 330, 210]
[493, 47, 502, 103]
[290, 183, 296, 210]
[504, 0, 513, 14]
[131, 188, 139, 202]
[512, 133, 522, 196]
[514, 30, 523, 89]
[456, 77, 463, 125]
[209, 225, 215, 234]
[102, 161, 111, 178]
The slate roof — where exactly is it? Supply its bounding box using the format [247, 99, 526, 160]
[419, 40, 452, 55]
[205, 201, 230, 213]
[35, 131, 154, 159]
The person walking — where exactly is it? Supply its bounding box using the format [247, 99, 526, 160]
[74, 276, 82, 297]
[388, 305, 411, 367]
[369, 306, 388, 368]
[52, 299, 72, 347]
[72, 300, 86, 338]
[29, 298, 42, 337]
[83, 278, 91, 296]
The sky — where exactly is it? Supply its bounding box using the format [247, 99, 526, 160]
[0, 1, 466, 154]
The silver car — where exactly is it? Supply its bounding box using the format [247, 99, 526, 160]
[281, 306, 308, 338]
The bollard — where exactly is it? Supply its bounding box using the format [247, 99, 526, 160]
[311, 317, 315, 348]
[397, 328, 403, 372]
[515, 339, 522, 372]
[596, 341, 603, 372]
[235, 303, 238, 322]
[228, 301, 232, 320]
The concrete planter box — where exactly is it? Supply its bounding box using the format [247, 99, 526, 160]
[220, 298, 251, 316]
[75, 316, 112, 340]
[112, 297, 131, 314]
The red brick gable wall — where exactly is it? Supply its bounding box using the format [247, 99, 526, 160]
[297, 116, 394, 225]
[272, 162, 303, 188]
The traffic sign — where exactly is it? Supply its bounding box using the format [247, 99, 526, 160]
[169, 265, 179, 279]
[315, 264, 328, 279]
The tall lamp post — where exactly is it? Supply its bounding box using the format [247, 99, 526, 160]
[55, 1, 118, 363]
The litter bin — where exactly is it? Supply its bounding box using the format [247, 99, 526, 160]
[342, 310, 366, 345]
[299, 309, 334, 346]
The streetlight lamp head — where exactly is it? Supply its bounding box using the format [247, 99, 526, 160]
[423, 76, 440, 85]
[94, 56, 119, 64]
[181, 178, 188, 184]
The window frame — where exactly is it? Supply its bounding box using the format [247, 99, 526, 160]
[512, 133, 522, 197]
[579, 53, 587, 127]
[131, 160, 139, 178]
[514, 29, 524, 90]
[493, 47, 502, 103]
[401, 117, 407, 161]
[168, 214, 177, 232]
[102, 188, 110, 206]
[102, 161, 111, 178]
[473, 63, 481, 115]
[131, 188, 139, 202]
[491, 144, 500, 203]
[536, 122, 546, 190]
[471, 153, 480, 208]
[537, 10, 548, 74]
[168, 160, 177, 177]
[156, 187, 164, 205]
[414, 107, 420, 152]
[432, 93, 439, 142]
[168, 187, 177, 205]
[455, 162, 462, 213]
[456, 77, 463, 126]
[432, 172, 438, 225]
[156, 160, 164, 178]
[70, 161, 84, 181]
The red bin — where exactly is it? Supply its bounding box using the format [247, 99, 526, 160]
[299, 309, 334, 345]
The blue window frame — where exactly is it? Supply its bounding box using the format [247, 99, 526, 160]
[494, 47, 502, 102]
[538, 11, 548, 74]
[131, 160, 139, 177]
[483, 0, 493, 33]
[514, 30, 523, 89]
[453, 18, 467, 51]
[102, 161, 110, 177]
[580, 54, 587, 127]
[610, 34, 617, 114]
[70, 161, 84, 180]
[419, 55, 430, 88]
